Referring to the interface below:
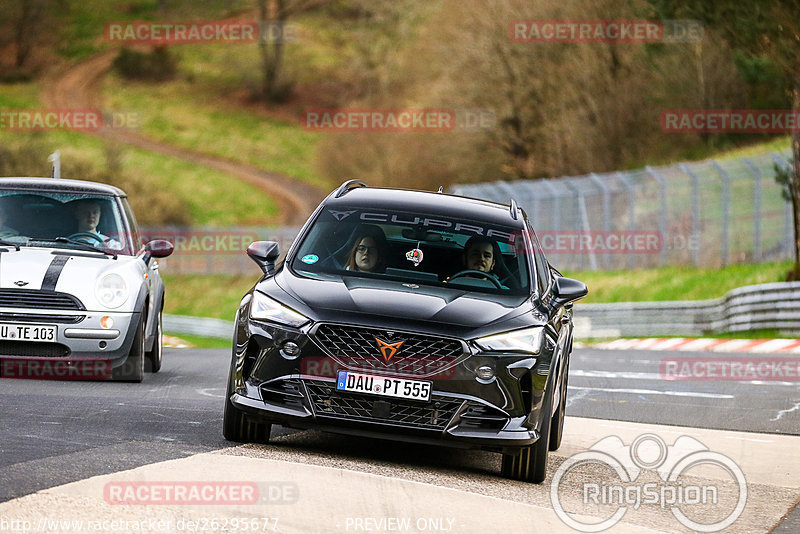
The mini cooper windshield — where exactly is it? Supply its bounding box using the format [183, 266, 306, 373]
[0, 191, 131, 254]
[290, 207, 532, 296]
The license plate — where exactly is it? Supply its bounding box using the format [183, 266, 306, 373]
[0, 323, 57, 342]
[336, 371, 432, 401]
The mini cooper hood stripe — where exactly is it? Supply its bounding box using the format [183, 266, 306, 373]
[41, 255, 69, 291]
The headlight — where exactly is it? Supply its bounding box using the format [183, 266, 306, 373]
[250, 291, 309, 327]
[95, 273, 128, 309]
[475, 327, 544, 354]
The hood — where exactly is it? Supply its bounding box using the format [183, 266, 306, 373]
[271, 269, 530, 329]
[0, 246, 143, 311]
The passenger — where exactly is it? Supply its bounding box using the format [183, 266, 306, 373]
[0, 200, 19, 238]
[344, 225, 388, 273]
[71, 199, 122, 250]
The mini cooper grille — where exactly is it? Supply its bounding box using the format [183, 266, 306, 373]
[0, 289, 85, 311]
[0, 341, 71, 358]
[0, 313, 85, 324]
[313, 324, 464, 376]
[304, 379, 462, 431]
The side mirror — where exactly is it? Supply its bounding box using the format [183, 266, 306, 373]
[550, 276, 588, 308]
[145, 239, 174, 258]
[247, 241, 280, 274]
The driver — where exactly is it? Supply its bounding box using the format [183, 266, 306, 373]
[72, 199, 122, 250]
[445, 236, 503, 286]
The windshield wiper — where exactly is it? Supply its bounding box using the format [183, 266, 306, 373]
[0, 239, 20, 251]
[34, 237, 118, 259]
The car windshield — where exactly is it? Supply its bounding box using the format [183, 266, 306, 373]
[0, 191, 132, 254]
[290, 206, 531, 295]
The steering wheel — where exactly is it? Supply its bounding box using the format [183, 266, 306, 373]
[448, 269, 503, 289]
[67, 232, 105, 245]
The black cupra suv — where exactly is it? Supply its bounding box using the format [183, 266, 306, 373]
[223, 180, 587, 483]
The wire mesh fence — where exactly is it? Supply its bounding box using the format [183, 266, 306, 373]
[153, 150, 795, 275]
[450, 149, 795, 270]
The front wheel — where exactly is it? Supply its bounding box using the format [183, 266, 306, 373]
[112, 317, 145, 382]
[145, 312, 163, 373]
[222, 363, 271, 443]
[501, 388, 553, 483]
[549, 356, 569, 451]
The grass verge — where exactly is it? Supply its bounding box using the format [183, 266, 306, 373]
[164, 332, 231, 349]
[565, 261, 793, 304]
[162, 274, 254, 320]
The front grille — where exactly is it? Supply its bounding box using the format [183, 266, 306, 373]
[312, 324, 464, 377]
[0, 312, 84, 324]
[0, 289, 85, 310]
[305, 379, 462, 431]
[0, 341, 71, 357]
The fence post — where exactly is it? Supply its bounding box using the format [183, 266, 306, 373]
[678, 163, 701, 267]
[771, 152, 795, 260]
[742, 158, 762, 262]
[616, 172, 636, 269]
[588, 173, 611, 269]
[710, 161, 730, 266]
[564, 178, 597, 271]
[645, 166, 668, 263]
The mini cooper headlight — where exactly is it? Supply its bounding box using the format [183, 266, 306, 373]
[475, 326, 544, 354]
[95, 273, 128, 309]
[250, 291, 309, 328]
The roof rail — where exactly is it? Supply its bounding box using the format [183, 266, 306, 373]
[509, 198, 519, 220]
[334, 179, 367, 198]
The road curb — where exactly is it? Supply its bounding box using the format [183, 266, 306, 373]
[586, 337, 800, 353]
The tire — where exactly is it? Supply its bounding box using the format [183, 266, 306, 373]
[549, 356, 569, 451]
[112, 317, 145, 382]
[145, 312, 163, 373]
[222, 362, 271, 443]
[501, 385, 553, 483]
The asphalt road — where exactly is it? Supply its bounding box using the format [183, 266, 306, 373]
[1, 346, 798, 505]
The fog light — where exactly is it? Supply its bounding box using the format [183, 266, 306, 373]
[100, 316, 113, 329]
[476, 365, 495, 380]
[281, 341, 301, 358]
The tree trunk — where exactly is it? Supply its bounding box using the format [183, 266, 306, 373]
[258, 0, 288, 103]
[791, 48, 800, 279]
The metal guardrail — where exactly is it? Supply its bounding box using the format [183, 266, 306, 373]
[163, 314, 234, 340]
[573, 282, 800, 338]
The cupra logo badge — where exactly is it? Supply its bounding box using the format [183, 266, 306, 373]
[375, 338, 404, 362]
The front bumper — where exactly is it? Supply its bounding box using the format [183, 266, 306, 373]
[0, 309, 139, 367]
[231, 318, 553, 453]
